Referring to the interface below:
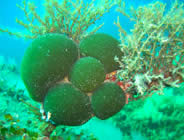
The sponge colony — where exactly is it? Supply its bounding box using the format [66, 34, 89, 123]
[79, 33, 123, 73]
[69, 57, 106, 93]
[21, 34, 78, 102]
[91, 82, 126, 119]
[44, 83, 92, 126]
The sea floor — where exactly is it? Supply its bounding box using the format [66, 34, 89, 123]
[0, 56, 184, 140]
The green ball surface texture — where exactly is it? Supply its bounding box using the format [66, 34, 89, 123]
[21, 34, 78, 102]
[44, 83, 92, 126]
[91, 82, 126, 119]
[79, 33, 123, 73]
[69, 57, 105, 93]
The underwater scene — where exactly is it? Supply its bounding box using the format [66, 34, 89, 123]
[0, 0, 184, 139]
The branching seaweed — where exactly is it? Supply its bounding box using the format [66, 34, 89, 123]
[115, 0, 184, 96]
[0, 0, 116, 43]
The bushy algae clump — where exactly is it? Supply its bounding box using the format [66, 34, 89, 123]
[0, 0, 126, 127]
[69, 57, 106, 92]
[0, 0, 116, 43]
[92, 82, 125, 120]
[21, 34, 78, 102]
[3, 0, 184, 139]
[44, 83, 92, 126]
[111, 1, 184, 138]
[20, 33, 125, 126]
[115, 0, 184, 97]
[79, 33, 123, 73]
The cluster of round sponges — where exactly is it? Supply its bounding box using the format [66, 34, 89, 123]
[21, 33, 125, 126]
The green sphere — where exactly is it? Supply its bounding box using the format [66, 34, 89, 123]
[69, 57, 106, 93]
[91, 82, 126, 119]
[79, 33, 123, 73]
[21, 34, 78, 102]
[44, 83, 92, 126]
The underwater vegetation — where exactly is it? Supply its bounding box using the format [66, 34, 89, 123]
[115, 0, 184, 97]
[111, 0, 184, 139]
[79, 33, 123, 73]
[112, 85, 184, 139]
[0, 55, 99, 140]
[0, 0, 184, 139]
[0, 0, 115, 43]
[20, 32, 125, 126]
[21, 34, 79, 102]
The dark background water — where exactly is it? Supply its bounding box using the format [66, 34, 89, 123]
[0, 0, 181, 67]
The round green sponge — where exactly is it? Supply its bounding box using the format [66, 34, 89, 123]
[79, 33, 123, 73]
[69, 57, 105, 93]
[44, 83, 92, 126]
[91, 82, 126, 119]
[21, 34, 78, 102]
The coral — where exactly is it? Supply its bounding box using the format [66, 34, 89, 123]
[0, 0, 116, 43]
[21, 34, 78, 102]
[69, 57, 105, 92]
[79, 33, 123, 73]
[91, 82, 125, 120]
[115, 0, 184, 97]
[43, 83, 92, 126]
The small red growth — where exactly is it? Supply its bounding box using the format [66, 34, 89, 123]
[125, 93, 132, 104]
[50, 27, 56, 32]
[105, 71, 117, 81]
[119, 82, 132, 104]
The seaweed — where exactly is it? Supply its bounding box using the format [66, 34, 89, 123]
[115, 0, 184, 97]
[0, 0, 116, 43]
